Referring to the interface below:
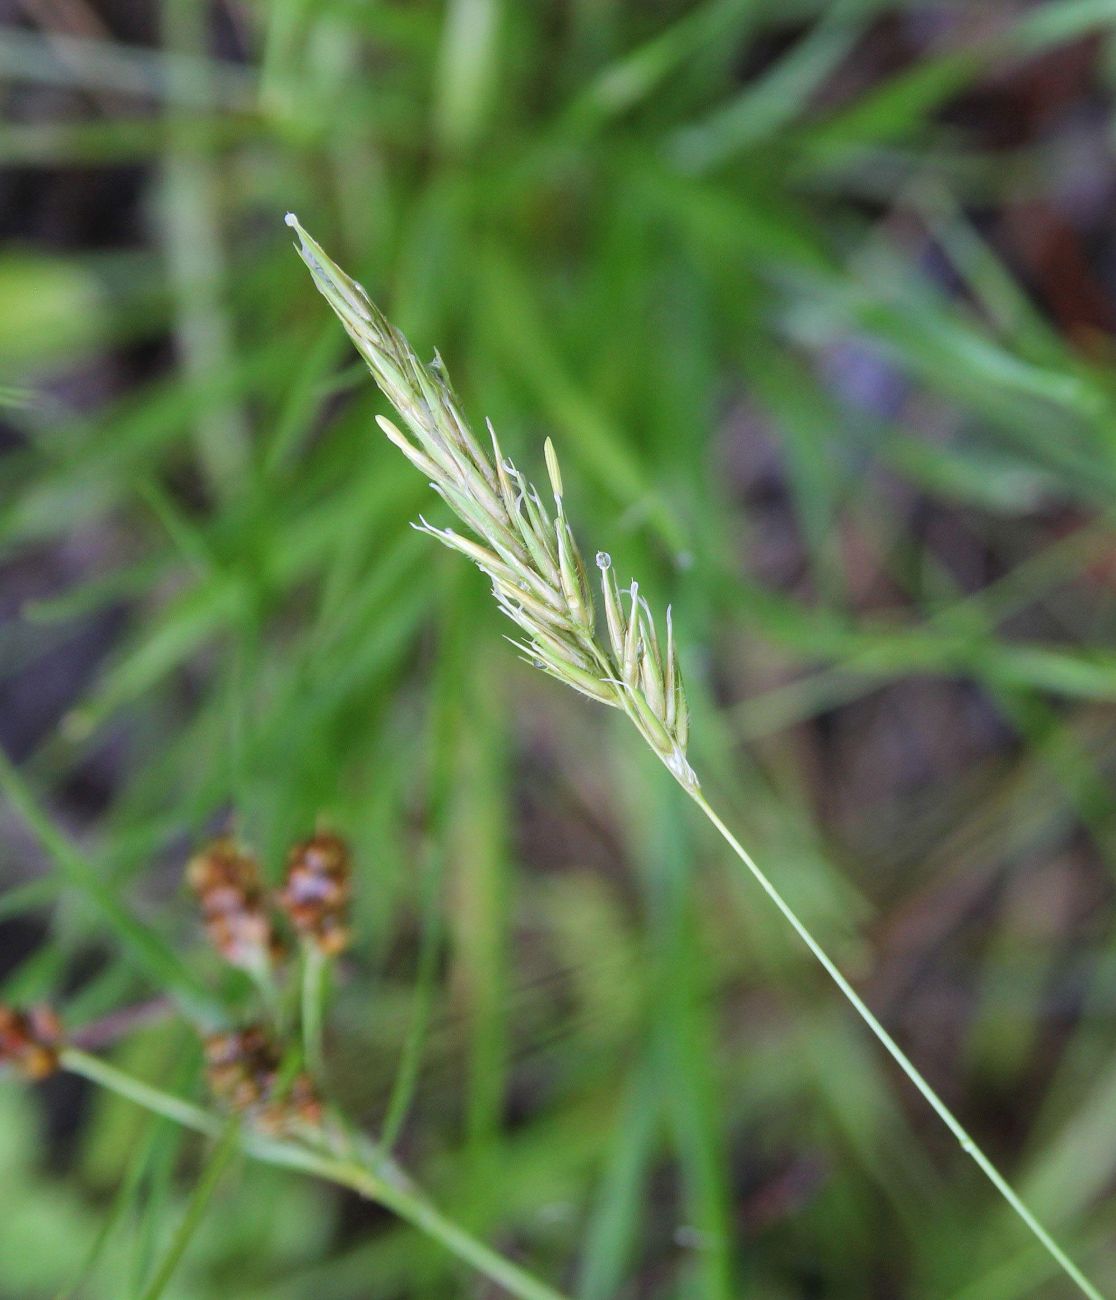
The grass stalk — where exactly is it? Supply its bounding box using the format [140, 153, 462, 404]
[60, 1047, 568, 1300]
[300, 944, 328, 1080]
[379, 838, 445, 1152]
[684, 789, 1104, 1300]
[160, 0, 250, 496]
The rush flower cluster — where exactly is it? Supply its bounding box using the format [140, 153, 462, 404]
[187, 838, 281, 973]
[187, 830, 353, 965]
[280, 833, 353, 957]
[0, 1004, 62, 1080]
[204, 1024, 321, 1135]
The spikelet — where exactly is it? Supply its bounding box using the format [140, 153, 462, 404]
[203, 1025, 321, 1135]
[0, 1004, 62, 1080]
[187, 838, 281, 974]
[279, 832, 353, 957]
[285, 215, 696, 789]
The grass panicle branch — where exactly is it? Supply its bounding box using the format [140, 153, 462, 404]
[287, 215, 1104, 1300]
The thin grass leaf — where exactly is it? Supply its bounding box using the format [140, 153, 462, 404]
[138, 1121, 241, 1300]
[0, 747, 218, 1022]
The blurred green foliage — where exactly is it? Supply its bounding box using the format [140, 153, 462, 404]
[2, 1, 1116, 1296]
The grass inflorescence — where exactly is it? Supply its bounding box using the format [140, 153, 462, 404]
[285, 214, 695, 790]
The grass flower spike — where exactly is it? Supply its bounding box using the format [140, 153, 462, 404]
[284, 214, 695, 789]
[287, 215, 1106, 1300]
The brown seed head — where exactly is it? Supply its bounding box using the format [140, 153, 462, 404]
[203, 1024, 322, 1134]
[280, 832, 353, 956]
[187, 838, 281, 971]
[0, 1004, 62, 1080]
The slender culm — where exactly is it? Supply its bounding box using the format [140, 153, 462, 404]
[287, 215, 1104, 1300]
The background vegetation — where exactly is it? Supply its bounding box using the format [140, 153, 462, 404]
[2, 1, 1116, 1295]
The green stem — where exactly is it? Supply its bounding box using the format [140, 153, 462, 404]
[300, 944, 328, 1080]
[60, 1048, 568, 1300]
[685, 789, 1105, 1300]
[380, 841, 444, 1151]
[138, 1119, 242, 1300]
[324, 1159, 566, 1300]
[63, 1048, 225, 1138]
